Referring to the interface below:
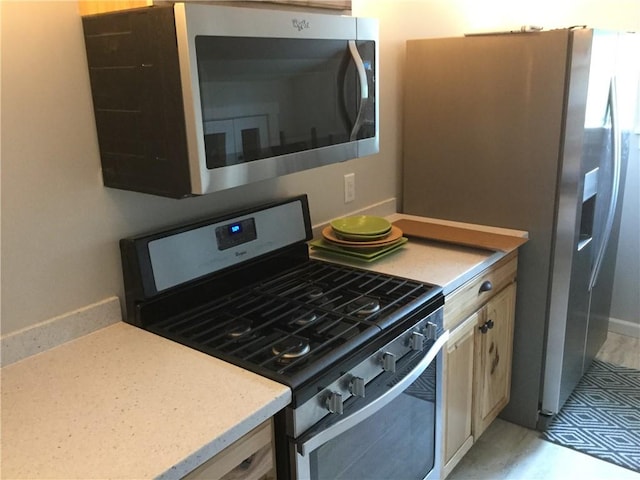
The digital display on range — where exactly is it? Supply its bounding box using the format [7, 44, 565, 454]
[215, 218, 256, 250]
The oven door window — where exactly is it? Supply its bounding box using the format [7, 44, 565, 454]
[304, 357, 438, 480]
[195, 36, 376, 169]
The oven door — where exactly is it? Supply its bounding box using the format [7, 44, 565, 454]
[293, 330, 449, 480]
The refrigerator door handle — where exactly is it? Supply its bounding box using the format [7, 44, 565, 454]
[589, 76, 622, 291]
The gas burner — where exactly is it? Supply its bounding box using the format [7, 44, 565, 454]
[293, 311, 318, 326]
[346, 296, 381, 317]
[272, 337, 311, 362]
[305, 285, 325, 301]
[225, 319, 252, 339]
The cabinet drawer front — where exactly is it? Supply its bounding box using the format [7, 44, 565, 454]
[444, 253, 517, 331]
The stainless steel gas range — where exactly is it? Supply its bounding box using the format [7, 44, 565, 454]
[120, 195, 447, 480]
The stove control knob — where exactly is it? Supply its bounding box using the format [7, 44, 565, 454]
[425, 322, 438, 341]
[382, 352, 396, 372]
[409, 332, 425, 351]
[325, 391, 343, 414]
[349, 376, 366, 398]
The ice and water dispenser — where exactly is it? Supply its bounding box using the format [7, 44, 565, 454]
[578, 167, 599, 251]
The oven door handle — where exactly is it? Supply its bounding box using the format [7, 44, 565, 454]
[297, 330, 449, 456]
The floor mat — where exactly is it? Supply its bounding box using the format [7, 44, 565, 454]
[542, 360, 640, 472]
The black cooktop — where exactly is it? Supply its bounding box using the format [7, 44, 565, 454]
[142, 258, 441, 391]
[120, 195, 443, 404]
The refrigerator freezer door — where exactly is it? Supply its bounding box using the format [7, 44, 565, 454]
[403, 30, 574, 428]
[542, 30, 621, 415]
[585, 84, 629, 368]
[589, 79, 622, 291]
[585, 32, 637, 367]
[541, 29, 595, 416]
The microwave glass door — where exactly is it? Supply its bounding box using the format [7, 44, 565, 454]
[195, 36, 376, 169]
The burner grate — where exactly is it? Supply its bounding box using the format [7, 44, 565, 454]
[145, 259, 437, 383]
[255, 260, 429, 320]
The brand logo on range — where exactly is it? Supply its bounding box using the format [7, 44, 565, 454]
[292, 19, 310, 31]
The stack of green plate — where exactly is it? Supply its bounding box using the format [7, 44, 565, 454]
[309, 215, 407, 262]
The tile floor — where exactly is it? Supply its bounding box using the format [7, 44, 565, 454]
[447, 332, 640, 480]
[595, 332, 640, 370]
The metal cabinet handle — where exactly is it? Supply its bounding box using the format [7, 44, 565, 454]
[479, 319, 494, 334]
[479, 280, 493, 293]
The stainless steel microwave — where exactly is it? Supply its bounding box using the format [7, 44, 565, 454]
[82, 3, 378, 198]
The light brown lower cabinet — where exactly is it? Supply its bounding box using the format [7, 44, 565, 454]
[183, 419, 275, 480]
[442, 312, 477, 473]
[442, 253, 517, 478]
[473, 283, 516, 438]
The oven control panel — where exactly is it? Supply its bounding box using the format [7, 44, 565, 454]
[145, 197, 309, 292]
[215, 218, 257, 250]
[290, 306, 444, 437]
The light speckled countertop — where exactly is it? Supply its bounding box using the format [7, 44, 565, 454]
[311, 213, 527, 294]
[1, 322, 291, 480]
[1, 213, 526, 480]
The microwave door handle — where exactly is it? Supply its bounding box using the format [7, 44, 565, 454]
[348, 40, 369, 141]
[589, 77, 621, 291]
[297, 330, 449, 457]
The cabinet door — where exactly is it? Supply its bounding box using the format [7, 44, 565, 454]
[473, 283, 516, 438]
[443, 313, 477, 476]
[183, 420, 274, 480]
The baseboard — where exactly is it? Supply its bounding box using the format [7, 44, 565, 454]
[609, 317, 640, 338]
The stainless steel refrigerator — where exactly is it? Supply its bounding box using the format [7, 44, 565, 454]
[402, 28, 635, 429]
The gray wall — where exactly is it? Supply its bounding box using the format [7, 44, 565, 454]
[0, 1, 397, 335]
[1, 0, 638, 337]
